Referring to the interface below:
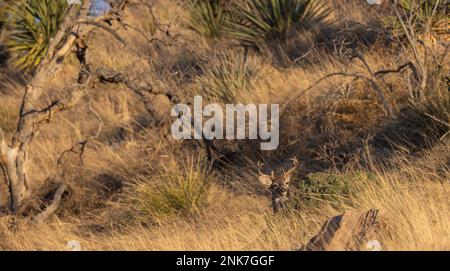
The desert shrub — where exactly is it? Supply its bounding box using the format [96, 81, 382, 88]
[291, 172, 366, 210]
[187, 0, 230, 39]
[228, 0, 331, 51]
[4, 0, 67, 70]
[134, 158, 215, 219]
[197, 50, 263, 103]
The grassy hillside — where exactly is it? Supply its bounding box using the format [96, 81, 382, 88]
[0, 0, 448, 251]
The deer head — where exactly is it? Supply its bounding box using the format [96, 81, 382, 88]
[257, 157, 299, 213]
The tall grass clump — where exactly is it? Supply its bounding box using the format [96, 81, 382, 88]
[347, 165, 450, 250]
[0, 102, 17, 134]
[228, 0, 331, 51]
[187, 0, 230, 39]
[197, 50, 263, 103]
[0, 0, 7, 29]
[134, 157, 216, 220]
[4, 0, 68, 70]
[420, 74, 450, 141]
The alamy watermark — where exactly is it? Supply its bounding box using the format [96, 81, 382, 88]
[66, 240, 81, 251]
[367, 0, 383, 5]
[171, 96, 280, 151]
[67, 0, 81, 4]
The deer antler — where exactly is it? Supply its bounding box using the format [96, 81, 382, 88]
[257, 161, 274, 178]
[290, 156, 299, 166]
[283, 156, 299, 176]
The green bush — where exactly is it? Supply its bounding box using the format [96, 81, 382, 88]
[291, 172, 366, 209]
[187, 0, 230, 39]
[135, 159, 215, 219]
[228, 0, 331, 51]
[4, 0, 68, 70]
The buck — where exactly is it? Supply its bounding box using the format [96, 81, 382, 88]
[257, 157, 299, 213]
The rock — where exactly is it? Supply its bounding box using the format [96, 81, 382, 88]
[301, 209, 389, 251]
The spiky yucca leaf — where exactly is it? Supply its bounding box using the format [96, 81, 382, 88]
[187, 0, 230, 39]
[228, 0, 331, 49]
[5, 0, 68, 70]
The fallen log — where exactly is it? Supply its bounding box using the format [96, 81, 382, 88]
[301, 209, 390, 251]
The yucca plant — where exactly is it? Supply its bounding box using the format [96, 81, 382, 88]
[4, 0, 68, 70]
[187, 0, 230, 39]
[228, 0, 331, 50]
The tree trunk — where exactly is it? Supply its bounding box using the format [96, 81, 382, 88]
[0, 1, 94, 214]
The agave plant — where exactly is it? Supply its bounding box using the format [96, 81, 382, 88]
[187, 0, 230, 39]
[4, 0, 68, 70]
[228, 0, 331, 49]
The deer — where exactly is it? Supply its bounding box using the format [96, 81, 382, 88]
[257, 157, 299, 213]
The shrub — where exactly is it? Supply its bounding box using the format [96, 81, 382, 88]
[291, 172, 366, 210]
[228, 0, 331, 51]
[4, 0, 68, 70]
[134, 158, 215, 219]
[187, 0, 230, 39]
[196, 50, 263, 103]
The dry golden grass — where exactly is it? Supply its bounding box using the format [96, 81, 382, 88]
[0, 146, 448, 251]
[0, 0, 448, 251]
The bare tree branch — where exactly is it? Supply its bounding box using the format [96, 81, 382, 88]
[32, 183, 68, 224]
[0, 0, 131, 214]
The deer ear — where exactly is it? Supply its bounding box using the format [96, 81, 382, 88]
[258, 174, 273, 188]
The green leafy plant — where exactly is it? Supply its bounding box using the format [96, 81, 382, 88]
[228, 0, 331, 50]
[187, 0, 230, 39]
[291, 172, 366, 210]
[4, 0, 68, 70]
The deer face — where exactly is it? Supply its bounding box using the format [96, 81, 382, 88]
[257, 157, 298, 213]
